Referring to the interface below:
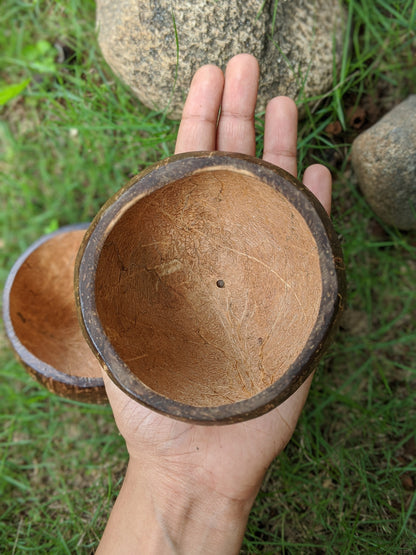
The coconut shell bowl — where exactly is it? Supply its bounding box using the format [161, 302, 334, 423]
[3, 224, 106, 403]
[4, 152, 345, 424]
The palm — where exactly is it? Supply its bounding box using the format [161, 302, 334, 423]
[103, 54, 331, 502]
[104, 373, 311, 500]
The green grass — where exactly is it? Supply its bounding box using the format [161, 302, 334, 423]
[1, 0, 415, 552]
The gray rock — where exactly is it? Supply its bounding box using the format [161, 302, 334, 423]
[351, 95, 416, 230]
[96, 0, 345, 119]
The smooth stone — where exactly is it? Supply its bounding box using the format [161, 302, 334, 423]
[96, 0, 345, 119]
[351, 95, 416, 230]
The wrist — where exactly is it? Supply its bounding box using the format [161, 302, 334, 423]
[130, 456, 253, 553]
[98, 456, 255, 554]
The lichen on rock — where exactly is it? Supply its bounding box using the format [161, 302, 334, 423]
[96, 0, 346, 119]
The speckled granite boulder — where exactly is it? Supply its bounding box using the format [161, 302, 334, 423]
[96, 0, 345, 119]
[351, 95, 416, 230]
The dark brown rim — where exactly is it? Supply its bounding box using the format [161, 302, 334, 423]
[75, 152, 346, 424]
[2, 224, 105, 395]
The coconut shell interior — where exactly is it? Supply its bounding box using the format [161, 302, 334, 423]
[8, 229, 104, 401]
[94, 169, 322, 407]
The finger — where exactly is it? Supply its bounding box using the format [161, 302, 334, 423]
[216, 53, 259, 155]
[303, 164, 332, 216]
[175, 64, 224, 154]
[263, 96, 298, 177]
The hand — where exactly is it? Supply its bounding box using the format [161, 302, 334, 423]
[98, 54, 332, 554]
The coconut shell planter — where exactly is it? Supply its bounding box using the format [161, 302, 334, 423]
[4, 152, 345, 424]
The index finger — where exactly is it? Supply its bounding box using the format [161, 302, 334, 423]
[175, 64, 224, 154]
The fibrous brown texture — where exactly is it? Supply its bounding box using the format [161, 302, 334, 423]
[10, 231, 101, 379]
[95, 169, 322, 406]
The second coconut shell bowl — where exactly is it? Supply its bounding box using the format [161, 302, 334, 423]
[3, 224, 106, 403]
